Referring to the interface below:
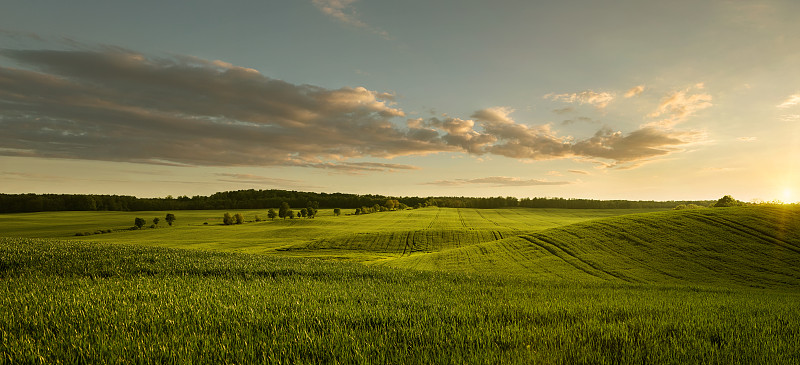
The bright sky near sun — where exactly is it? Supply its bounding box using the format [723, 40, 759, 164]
[1, 0, 799, 201]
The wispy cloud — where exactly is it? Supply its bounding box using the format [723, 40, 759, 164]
[312, 0, 389, 38]
[424, 176, 571, 187]
[624, 85, 645, 98]
[703, 167, 740, 173]
[737, 137, 758, 142]
[561, 116, 596, 126]
[0, 28, 45, 41]
[299, 161, 420, 174]
[646, 84, 712, 128]
[1, 171, 62, 180]
[215, 173, 320, 189]
[777, 93, 800, 109]
[545, 90, 615, 109]
[552, 107, 573, 114]
[568, 169, 590, 175]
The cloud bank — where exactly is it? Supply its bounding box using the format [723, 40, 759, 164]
[0, 48, 447, 171]
[0, 47, 704, 170]
[424, 176, 571, 187]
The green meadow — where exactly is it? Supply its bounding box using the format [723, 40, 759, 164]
[2, 206, 800, 363]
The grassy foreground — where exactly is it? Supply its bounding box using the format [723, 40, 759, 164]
[2, 237, 799, 364]
[2, 206, 799, 363]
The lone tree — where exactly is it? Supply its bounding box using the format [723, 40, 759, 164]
[267, 208, 277, 220]
[234, 213, 245, 224]
[223, 212, 234, 225]
[300, 208, 308, 218]
[134, 217, 146, 229]
[165, 213, 176, 226]
[333, 208, 341, 216]
[152, 217, 160, 226]
[714, 195, 741, 207]
[279, 202, 291, 220]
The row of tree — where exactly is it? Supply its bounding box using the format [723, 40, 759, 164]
[0, 190, 718, 213]
[217, 200, 410, 225]
[134, 213, 176, 229]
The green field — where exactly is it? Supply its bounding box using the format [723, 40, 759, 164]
[0, 207, 662, 258]
[2, 206, 799, 363]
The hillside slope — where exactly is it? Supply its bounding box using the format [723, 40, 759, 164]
[386, 206, 800, 289]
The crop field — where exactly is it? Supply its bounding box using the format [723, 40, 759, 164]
[0, 207, 662, 258]
[1, 206, 800, 363]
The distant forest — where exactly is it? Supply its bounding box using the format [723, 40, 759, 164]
[0, 190, 714, 213]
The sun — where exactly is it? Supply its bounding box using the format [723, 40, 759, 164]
[783, 188, 795, 203]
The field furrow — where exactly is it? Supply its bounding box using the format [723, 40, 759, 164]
[385, 206, 800, 289]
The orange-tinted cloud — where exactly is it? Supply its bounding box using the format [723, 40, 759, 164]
[647, 84, 712, 128]
[624, 85, 645, 98]
[777, 93, 800, 108]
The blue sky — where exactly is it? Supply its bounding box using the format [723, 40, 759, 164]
[1, 0, 799, 202]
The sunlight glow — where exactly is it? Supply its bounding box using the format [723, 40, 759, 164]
[783, 188, 795, 203]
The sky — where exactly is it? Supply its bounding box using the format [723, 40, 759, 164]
[1, 0, 799, 202]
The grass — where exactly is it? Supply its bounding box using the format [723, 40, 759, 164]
[387, 206, 800, 289]
[2, 237, 799, 364]
[1, 206, 799, 363]
[0, 207, 663, 257]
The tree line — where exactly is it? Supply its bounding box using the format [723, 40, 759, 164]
[0, 190, 716, 213]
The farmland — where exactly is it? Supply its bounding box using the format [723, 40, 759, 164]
[1, 206, 800, 363]
[0, 207, 662, 257]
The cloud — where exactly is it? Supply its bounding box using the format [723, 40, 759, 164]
[0, 45, 706, 172]
[424, 176, 571, 187]
[571, 127, 703, 163]
[0, 47, 454, 169]
[568, 170, 590, 175]
[545, 90, 615, 109]
[1, 171, 62, 180]
[646, 84, 712, 128]
[466, 107, 700, 167]
[312, 0, 388, 38]
[703, 167, 740, 173]
[0, 28, 45, 41]
[777, 93, 800, 109]
[552, 107, 574, 114]
[624, 85, 645, 98]
[737, 137, 758, 142]
[561, 116, 596, 126]
[300, 161, 420, 174]
[215, 173, 320, 189]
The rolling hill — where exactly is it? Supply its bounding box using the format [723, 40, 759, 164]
[2, 206, 800, 363]
[385, 206, 800, 289]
